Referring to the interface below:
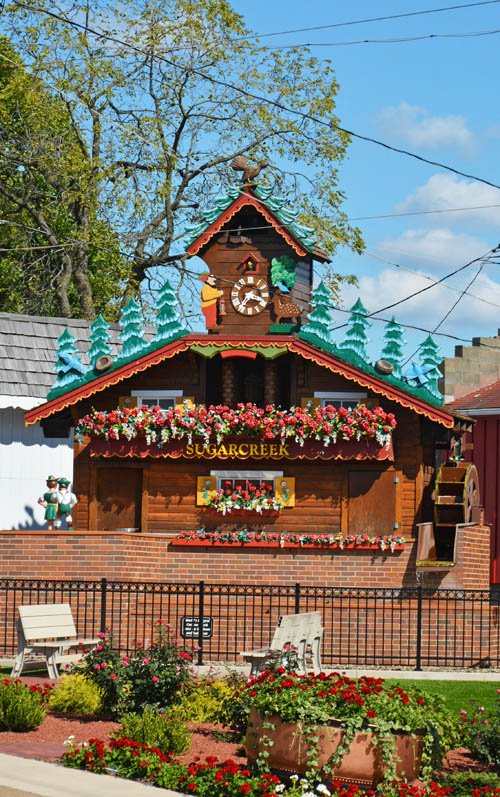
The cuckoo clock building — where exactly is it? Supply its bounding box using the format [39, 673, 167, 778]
[19, 182, 489, 595]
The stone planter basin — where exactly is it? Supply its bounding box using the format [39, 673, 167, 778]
[245, 706, 423, 788]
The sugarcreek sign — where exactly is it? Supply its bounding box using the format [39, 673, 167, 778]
[89, 436, 394, 461]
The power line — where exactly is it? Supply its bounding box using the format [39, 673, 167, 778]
[329, 246, 500, 332]
[350, 202, 500, 221]
[10, 0, 500, 192]
[161, 0, 500, 50]
[261, 27, 500, 50]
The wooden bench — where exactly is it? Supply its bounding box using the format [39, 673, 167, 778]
[11, 604, 99, 679]
[241, 611, 323, 675]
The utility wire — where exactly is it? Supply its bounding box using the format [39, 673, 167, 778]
[10, 0, 500, 192]
[157, 0, 500, 51]
[261, 27, 500, 50]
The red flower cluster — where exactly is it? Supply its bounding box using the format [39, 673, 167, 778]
[76, 402, 396, 449]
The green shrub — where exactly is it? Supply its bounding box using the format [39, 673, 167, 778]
[114, 706, 191, 755]
[77, 623, 192, 716]
[48, 674, 104, 716]
[462, 700, 500, 768]
[0, 679, 49, 731]
[168, 676, 235, 723]
[441, 770, 500, 795]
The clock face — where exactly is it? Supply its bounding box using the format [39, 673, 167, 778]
[231, 275, 270, 316]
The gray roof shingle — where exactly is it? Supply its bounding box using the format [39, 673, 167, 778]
[0, 312, 154, 401]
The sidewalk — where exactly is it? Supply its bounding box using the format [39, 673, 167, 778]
[0, 753, 184, 797]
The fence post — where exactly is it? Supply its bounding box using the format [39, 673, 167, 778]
[100, 578, 107, 634]
[415, 585, 422, 671]
[197, 580, 204, 666]
[294, 582, 300, 615]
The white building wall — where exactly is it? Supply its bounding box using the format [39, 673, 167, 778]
[0, 407, 74, 529]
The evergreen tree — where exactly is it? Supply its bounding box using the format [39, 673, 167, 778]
[118, 298, 145, 359]
[154, 279, 185, 342]
[53, 328, 85, 390]
[380, 316, 406, 378]
[88, 314, 111, 367]
[416, 334, 442, 398]
[338, 298, 371, 360]
[301, 281, 333, 344]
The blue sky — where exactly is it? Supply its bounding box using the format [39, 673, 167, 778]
[230, 0, 500, 361]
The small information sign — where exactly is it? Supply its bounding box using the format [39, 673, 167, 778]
[180, 616, 213, 639]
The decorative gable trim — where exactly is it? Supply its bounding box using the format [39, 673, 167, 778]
[186, 191, 310, 258]
[25, 334, 455, 429]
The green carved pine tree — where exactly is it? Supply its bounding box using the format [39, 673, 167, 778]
[380, 316, 406, 378]
[417, 334, 442, 399]
[88, 314, 112, 367]
[338, 298, 371, 360]
[118, 297, 145, 359]
[270, 255, 296, 289]
[154, 279, 186, 342]
[53, 328, 85, 390]
[301, 281, 333, 344]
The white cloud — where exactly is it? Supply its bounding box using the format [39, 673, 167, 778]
[376, 227, 488, 271]
[374, 102, 475, 156]
[394, 174, 500, 228]
[339, 263, 500, 349]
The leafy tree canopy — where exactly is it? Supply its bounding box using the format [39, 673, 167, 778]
[0, 36, 132, 319]
[0, 0, 363, 321]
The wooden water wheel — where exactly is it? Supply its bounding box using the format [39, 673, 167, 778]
[433, 462, 480, 559]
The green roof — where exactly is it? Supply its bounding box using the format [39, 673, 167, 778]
[184, 184, 317, 251]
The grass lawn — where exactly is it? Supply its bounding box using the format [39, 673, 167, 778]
[385, 678, 500, 716]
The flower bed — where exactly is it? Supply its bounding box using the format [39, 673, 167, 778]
[173, 529, 406, 551]
[76, 402, 396, 450]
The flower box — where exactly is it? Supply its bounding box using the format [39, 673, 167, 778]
[245, 706, 423, 787]
[171, 538, 405, 551]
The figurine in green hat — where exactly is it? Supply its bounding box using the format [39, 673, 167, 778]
[56, 477, 78, 531]
[38, 475, 59, 531]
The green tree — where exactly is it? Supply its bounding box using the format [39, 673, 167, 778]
[301, 281, 333, 344]
[380, 316, 406, 378]
[0, 1, 363, 322]
[119, 298, 145, 359]
[338, 298, 371, 361]
[53, 328, 85, 390]
[88, 315, 112, 367]
[0, 36, 132, 319]
[154, 279, 186, 342]
[270, 256, 296, 290]
[417, 334, 442, 399]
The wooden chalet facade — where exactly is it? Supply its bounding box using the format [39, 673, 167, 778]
[22, 183, 489, 590]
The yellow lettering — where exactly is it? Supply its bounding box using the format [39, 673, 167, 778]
[279, 444, 289, 457]
[186, 443, 194, 456]
[249, 443, 259, 458]
[259, 443, 268, 457]
[218, 444, 228, 458]
[270, 443, 279, 457]
[236, 443, 247, 457]
[207, 444, 216, 456]
[195, 443, 205, 456]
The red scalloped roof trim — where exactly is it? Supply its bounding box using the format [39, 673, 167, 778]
[25, 334, 454, 428]
[186, 192, 309, 258]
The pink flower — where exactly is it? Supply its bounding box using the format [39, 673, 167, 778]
[98, 632, 106, 639]
[101, 662, 107, 669]
[96, 645, 103, 651]
[94, 664, 101, 670]
[152, 676, 159, 682]
[110, 674, 117, 680]
[143, 658, 150, 665]
[460, 709, 467, 715]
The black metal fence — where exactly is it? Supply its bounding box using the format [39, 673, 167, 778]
[1, 579, 499, 670]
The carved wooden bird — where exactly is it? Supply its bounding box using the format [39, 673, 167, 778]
[231, 155, 269, 184]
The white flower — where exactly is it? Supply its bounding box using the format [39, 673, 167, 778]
[275, 786, 286, 794]
[316, 786, 331, 795]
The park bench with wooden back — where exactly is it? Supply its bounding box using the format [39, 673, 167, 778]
[241, 610, 323, 675]
[11, 603, 99, 679]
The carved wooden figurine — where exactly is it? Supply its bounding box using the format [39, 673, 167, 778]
[38, 475, 59, 531]
[271, 289, 302, 326]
